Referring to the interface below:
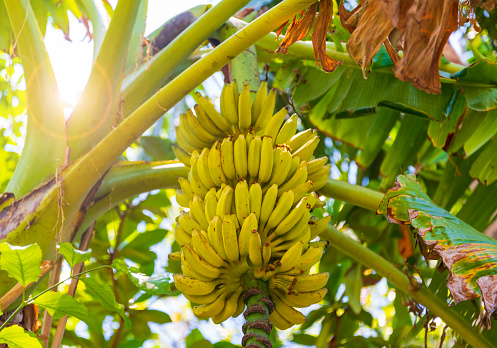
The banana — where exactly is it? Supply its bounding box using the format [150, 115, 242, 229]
[292, 181, 313, 204]
[253, 88, 276, 132]
[174, 225, 192, 247]
[285, 155, 301, 182]
[305, 192, 317, 208]
[208, 141, 227, 186]
[204, 194, 218, 223]
[248, 230, 263, 268]
[231, 213, 240, 229]
[221, 83, 238, 125]
[194, 104, 225, 137]
[276, 114, 299, 145]
[311, 172, 328, 191]
[175, 126, 197, 153]
[216, 185, 233, 217]
[251, 80, 267, 124]
[185, 109, 217, 143]
[292, 135, 320, 162]
[279, 241, 303, 273]
[249, 183, 262, 221]
[247, 135, 262, 178]
[270, 210, 310, 245]
[278, 162, 308, 195]
[208, 216, 228, 260]
[259, 184, 278, 228]
[308, 164, 331, 183]
[190, 160, 209, 198]
[197, 148, 216, 189]
[190, 195, 209, 230]
[178, 211, 202, 234]
[246, 127, 255, 149]
[285, 129, 316, 151]
[190, 150, 200, 167]
[307, 156, 329, 174]
[182, 244, 221, 278]
[262, 242, 271, 267]
[296, 246, 324, 272]
[212, 287, 244, 324]
[258, 136, 274, 183]
[221, 136, 237, 181]
[233, 290, 246, 317]
[268, 308, 293, 330]
[264, 107, 289, 143]
[181, 253, 216, 282]
[312, 193, 326, 209]
[231, 80, 239, 111]
[222, 214, 240, 262]
[272, 288, 328, 308]
[238, 82, 252, 131]
[204, 187, 216, 204]
[265, 146, 292, 188]
[309, 215, 331, 239]
[292, 273, 329, 292]
[173, 274, 220, 296]
[193, 291, 229, 319]
[184, 282, 239, 305]
[178, 177, 194, 199]
[235, 180, 250, 225]
[176, 190, 190, 208]
[271, 295, 307, 325]
[172, 144, 192, 166]
[272, 225, 311, 255]
[168, 251, 181, 261]
[195, 92, 231, 133]
[234, 134, 248, 179]
[191, 229, 227, 268]
[273, 197, 309, 237]
[265, 190, 295, 232]
[178, 118, 211, 149]
[239, 212, 258, 256]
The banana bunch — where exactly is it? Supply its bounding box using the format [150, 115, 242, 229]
[170, 80, 332, 332]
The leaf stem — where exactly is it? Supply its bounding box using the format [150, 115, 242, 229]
[318, 179, 384, 211]
[321, 225, 496, 348]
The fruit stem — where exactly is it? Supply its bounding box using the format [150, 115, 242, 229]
[241, 270, 274, 348]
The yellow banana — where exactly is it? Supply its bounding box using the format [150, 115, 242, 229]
[272, 225, 311, 255]
[253, 88, 276, 132]
[273, 288, 328, 308]
[195, 92, 231, 133]
[178, 177, 194, 200]
[265, 146, 292, 188]
[285, 155, 301, 182]
[258, 136, 274, 183]
[259, 184, 278, 228]
[278, 162, 308, 195]
[238, 82, 252, 131]
[305, 192, 316, 209]
[174, 225, 192, 247]
[264, 106, 289, 144]
[248, 230, 263, 268]
[268, 308, 293, 330]
[249, 183, 262, 221]
[270, 210, 310, 245]
[204, 194, 218, 222]
[285, 129, 316, 151]
[184, 282, 239, 305]
[273, 197, 309, 237]
[292, 135, 320, 162]
[185, 109, 217, 143]
[307, 156, 329, 174]
[251, 80, 267, 124]
[222, 214, 240, 262]
[197, 148, 216, 189]
[309, 215, 331, 239]
[233, 290, 246, 318]
[271, 295, 307, 325]
[178, 117, 211, 149]
[178, 211, 201, 234]
[234, 134, 248, 179]
[175, 126, 197, 154]
[191, 229, 227, 268]
[311, 172, 328, 191]
[265, 190, 295, 232]
[276, 114, 299, 145]
[235, 180, 250, 225]
[297, 246, 324, 272]
[208, 215, 228, 260]
[239, 212, 258, 256]
[173, 274, 220, 296]
[262, 242, 271, 267]
[207, 141, 227, 187]
[221, 136, 237, 181]
[246, 127, 255, 150]
[190, 160, 209, 198]
[212, 288, 244, 324]
[172, 144, 192, 167]
[292, 273, 329, 292]
[292, 180, 313, 204]
[216, 185, 233, 217]
[231, 80, 239, 111]
[176, 190, 190, 208]
[221, 83, 238, 125]
[279, 240, 303, 273]
[181, 252, 216, 281]
[194, 104, 225, 137]
[168, 251, 181, 262]
[247, 135, 262, 178]
[193, 291, 229, 319]
[204, 186, 217, 203]
[182, 244, 221, 278]
[190, 195, 209, 230]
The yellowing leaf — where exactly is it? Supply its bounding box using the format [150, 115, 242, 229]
[311, 0, 342, 72]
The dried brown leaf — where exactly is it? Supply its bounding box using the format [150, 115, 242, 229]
[275, 5, 317, 54]
[377, 0, 414, 30]
[312, 0, 342, 72]
[393, 0, 459, 94]
[345, 0, 394, 77]
[338, 1, 361, 33]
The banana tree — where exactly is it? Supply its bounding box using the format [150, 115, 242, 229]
[1, 0, 497, 347]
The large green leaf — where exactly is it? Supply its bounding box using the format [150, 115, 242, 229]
[57, 243, 92, 269]
[378, 174, 497, 322]
[33, 291, 92, 325]
[0, 243, 42, 287]
[0, 325, 43, 348]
